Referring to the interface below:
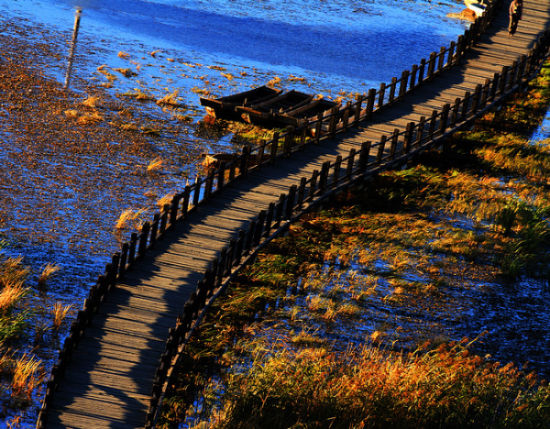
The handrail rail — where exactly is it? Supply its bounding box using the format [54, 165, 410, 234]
[35, 1, 550, 427]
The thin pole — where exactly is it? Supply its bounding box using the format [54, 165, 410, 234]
[64, 8, 82, 90]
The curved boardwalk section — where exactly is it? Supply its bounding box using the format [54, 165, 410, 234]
[38, 1, 550, 428]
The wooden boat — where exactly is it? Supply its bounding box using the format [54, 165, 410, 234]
[278, 98, 338, 126]
[464, 0, 486, 17]
[237, 90, 314, 127]
[199, 86, 282, 121]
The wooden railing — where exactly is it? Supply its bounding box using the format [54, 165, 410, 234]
[36, 0, 548, 426]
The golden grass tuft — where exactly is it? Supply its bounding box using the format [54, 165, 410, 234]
[115, 208, 146, 230]
[157, 193, 175, 209]
[80, 96, 100, 109]
[37, 263, 60, 290]
[156, 90, 181, 107]
[77, 111, 104, 125]
[146, 157, 164, 174]
[63, 109, 79, 119]
[117, 51, 130, 59]
[0, 282, 26, 314]
[10, 354, 43, 403]
[52, 301, 72, 330]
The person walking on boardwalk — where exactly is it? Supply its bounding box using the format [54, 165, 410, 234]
[508, 0, 523, 36]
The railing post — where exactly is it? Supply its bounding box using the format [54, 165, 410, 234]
[354, 95, 363, 125]
[471, 84, 482, 114]
[428, 110, 437, 140]
[217, 163, 226, 190]
[399, 70, 409, 98]
[437, 46, 445, 72]
[169, 193, 181, 226]
[342, 102, 351, 131]
[376, 136, 386, 164]
[415, 116, 425, 147]
[254, 211, 266, 245]
[119, 242, 129, 278]
[366, 88, 376, 120]
[160, 205, 169, 235]
[481, 78, 490, 108]
[418, 58, 426, 83]
[450, 98, 461, 127]
[461, 92, 471, 121]
[283, 127, 294, 157]
[319, 162, 330, 193]
[274, 194, 286, 227]
[388, 77, 397, 103]
[204, 172, 214, 199]
[346, 148, 357, 177]
[439, 104, 450, 134]
[455, 35, 464, 63]
[404, 122, 414, 153]
[150, 213, 160, 247]
[390, 129, 399, 158]
[328, 106, 339, 137]
[138, 222, 150, 258]
[410, 64, 418, 89]
[128, 232, 138, 265]
[270, 132, 279, 162]
[427, 52, 437, 78]
[508, 60, 518, 90]
[309, 171, 319, 199]
[499, 66, 509, 95]
[314, 114, 323, 143]
[358, 141, 371, 170]
[264, 203, 275, 236]
[447, 41, 455, 67]
[333, 155, 342, 185]
[378, 82, 386, 108]
[297, 178, 307, 208]
[192, 177, 201, 207]
[490, 72, 500, 101]
[240, 145, 250, 177]
[285, 186, 297, 219]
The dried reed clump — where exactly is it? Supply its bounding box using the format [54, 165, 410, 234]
[122, 88, 155, 101]
[115, 208, 146, 230]
[113, 67, 137, 78]
[157, 193, 175, 209]
[0, 283, 26, 314]
[156, 90, 181, 107]
[10, 354, 44, 404]
[81, 95, 101, 109]
[37, 263, 60, 291]
[77, 111, 104, 125]
[63, 109, 79, 119]
[117, 51, 130, 59]
[216, 342, 549, 428]
[52, 301, 72, 330]
[146, 157, 164, 174]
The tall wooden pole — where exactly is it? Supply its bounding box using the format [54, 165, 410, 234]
[64, 8, 82, 90]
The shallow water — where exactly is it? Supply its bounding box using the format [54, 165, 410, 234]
[0, 0, 469, 425]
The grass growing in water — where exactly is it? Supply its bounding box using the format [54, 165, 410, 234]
[160, 64, 550, 428]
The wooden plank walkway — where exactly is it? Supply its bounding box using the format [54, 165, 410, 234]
[41, 1, 550, 427]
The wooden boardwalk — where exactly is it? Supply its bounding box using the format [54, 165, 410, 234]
[39, 1, 550, 428]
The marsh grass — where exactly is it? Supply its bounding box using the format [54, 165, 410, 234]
[51, 302, 72, 331]
[216, 342, 550, 429]
[161, 62, 550, 427]
[9, 354, 44, 406]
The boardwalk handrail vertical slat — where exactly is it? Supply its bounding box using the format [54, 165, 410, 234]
[376, 135, 386, 164]
[378, 82, 386, 108]
[346, 148, 357, 177]
[410, 64, 418, 89]
[366, 88, 376, 120]
[271, 132, 280, 160]
[388, 77, 397, 103]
